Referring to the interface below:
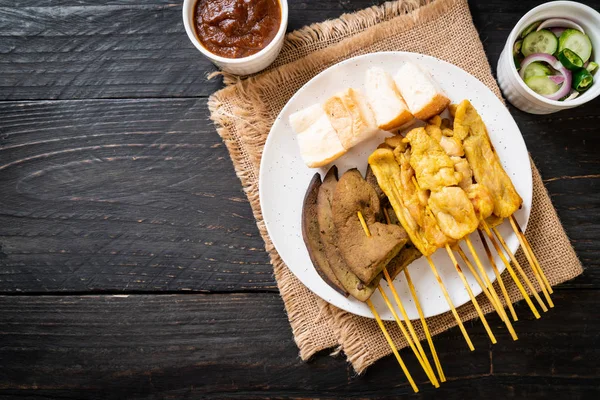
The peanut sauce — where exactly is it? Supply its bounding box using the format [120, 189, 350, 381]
[193, 0, 281, 59]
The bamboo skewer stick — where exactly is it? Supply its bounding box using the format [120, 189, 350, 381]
[382, 208, 444, 384]
[465, 236, 519, 322]
[358, 211, 429, 387]
[367, 299, 419, 393]
[425, 255, 475, 351]
[357, 211, 371, 237]
[404, 269, 446, 382]
[456, 246, 504, 320]
[378, 284, 439, 387]
[456, 246, 518, 341]
[408, 176, 474, 351]
[445, 245, 496, 344]
[492, 226, 554, 309]
[382, 269, 439, 386]
[509, 216, 553, 294]
[480, 223, 548, 313]
[477, 229, 542, 319]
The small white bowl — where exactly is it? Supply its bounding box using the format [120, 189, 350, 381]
[497, 1, 600, 114]
[182, 0, 288, 76]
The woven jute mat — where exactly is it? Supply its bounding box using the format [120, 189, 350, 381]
[208, 0, 583, 373]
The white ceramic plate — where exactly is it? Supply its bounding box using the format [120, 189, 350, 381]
[259, 52, 532, 321]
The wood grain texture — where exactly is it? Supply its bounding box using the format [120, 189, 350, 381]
[0, 0, 596, 100]
[0, 0, 382, 100]
[0, 98, 597, 293]
[0, 98, 273, 293]
[0, 0, 599, 397]
[0, 291, 597, 399]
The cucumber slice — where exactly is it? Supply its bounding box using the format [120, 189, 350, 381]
[521, 21, 542, 39]
[558, 29, 593, 63]
[522, 30, 558, 57]
[523, 61, 553, 80]
[525, 75, 560, 96]
[586, 61, 599, 74]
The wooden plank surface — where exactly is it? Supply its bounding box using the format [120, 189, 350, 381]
[0, 99, 598, 292]
[0, 0, 599, 398]
[0, 291, 598, 399]
[0, 0, 382, 100]
[0, 98, 273, 293]
[0, 0, 596, 100]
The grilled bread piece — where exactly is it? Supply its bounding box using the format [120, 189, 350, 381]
[324, 88, 380, 150]
[365, 67, 414, 130]
[289, 104, 347, 168]
[394, 62, 450, 120]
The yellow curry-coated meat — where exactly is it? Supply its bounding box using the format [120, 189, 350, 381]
[465, 183, 494, 221]
[455, 100, 522, 218]
[405, 127, 479, 240]
[405, 127, 461, 191]
[428, 186, 479, 240]
[368, 148, 446, 256]
[421, 120, 494, 223]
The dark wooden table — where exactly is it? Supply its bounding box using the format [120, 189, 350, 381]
[1, 0, 599, 398]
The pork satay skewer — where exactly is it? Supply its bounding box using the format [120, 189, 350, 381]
[369, 150, 475, 351]
[367, 299, 419, 393]
[405, 178, 477, 349]
[421, 118, 518, 334]
[509, 215, 553, 294]
[492, 225, 553, 308]
[403, 269, 446, 382]
[358, 211, 433, 389]
[453, 100, 552, 313]
[480, 222, 548, 313]
[456, 245, 518, 341]
[408, 172, 496, 345]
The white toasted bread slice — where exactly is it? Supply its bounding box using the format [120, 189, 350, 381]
[289, 104, 347, 168]
[323, 88, 380, 150]
[365, 67, 414, 131]
[393, 62, 450, 121]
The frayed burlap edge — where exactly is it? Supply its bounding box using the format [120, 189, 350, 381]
[207, 0, 463, 362]
[208, 0, 584, 372]
[212, 0, 430, 85]
[208, 86, 339, 360]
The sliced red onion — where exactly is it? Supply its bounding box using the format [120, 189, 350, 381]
[537, 18, 585, 35]
[551, 27, 565, 37]
[564, 91, 580, 101]
[519, 53, 572, 100]
[548, 75, 565, 84]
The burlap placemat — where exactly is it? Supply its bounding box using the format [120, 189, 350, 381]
[208, 0, 583, 373]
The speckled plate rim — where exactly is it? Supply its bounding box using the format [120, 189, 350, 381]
[259, 52, 532, 321]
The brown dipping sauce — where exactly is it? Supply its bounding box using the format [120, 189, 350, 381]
[193, 0, 281, 59]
